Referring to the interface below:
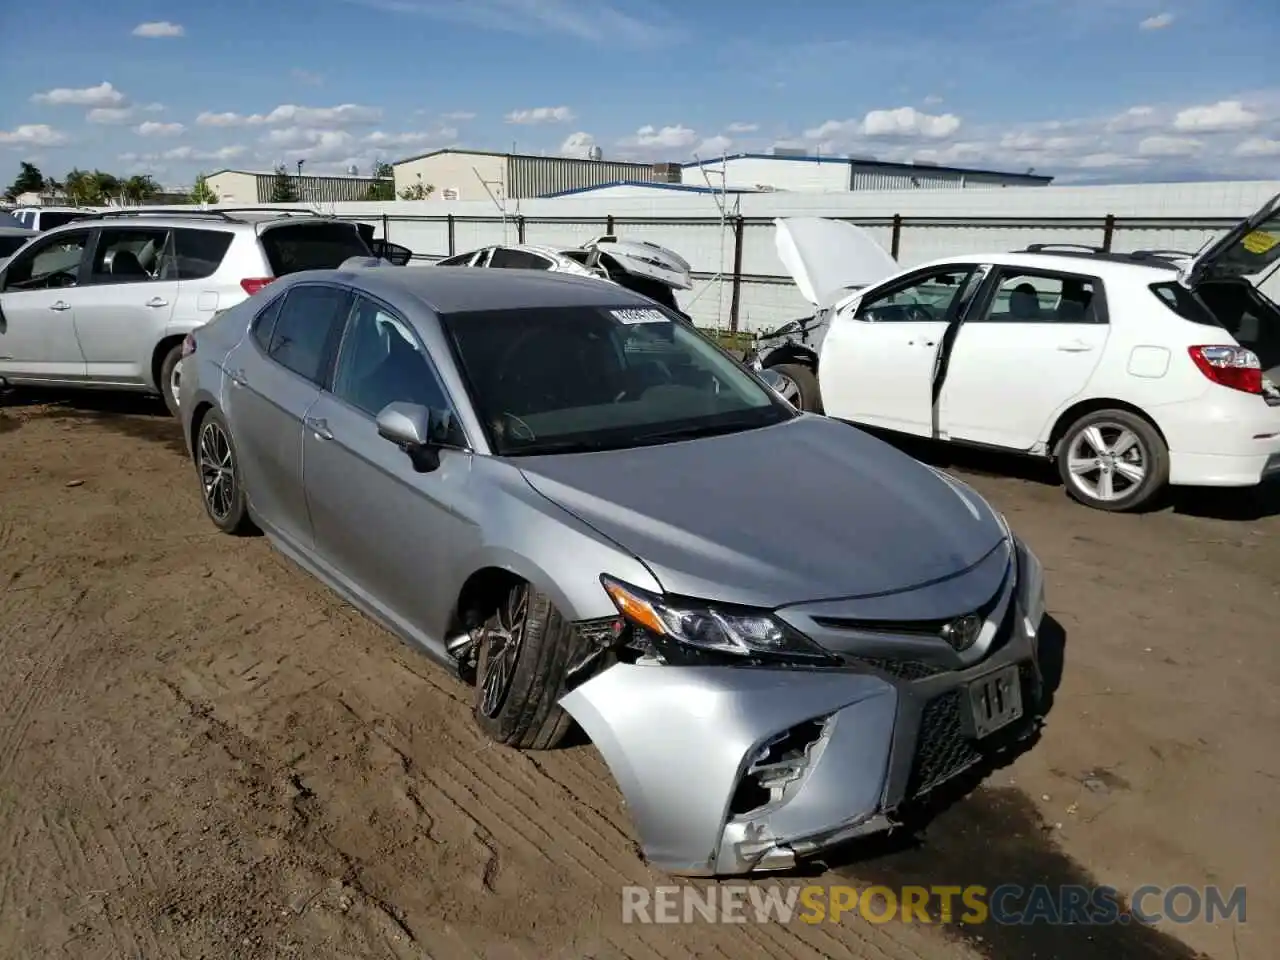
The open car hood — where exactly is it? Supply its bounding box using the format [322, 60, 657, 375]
[774, 217, 899, 306]
[585, 236, 693, 290]
[1183, 190, 1280, 287]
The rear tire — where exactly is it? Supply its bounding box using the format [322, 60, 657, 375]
[473, 582, 594, 750]
[770, 362, 823, 413]
[159, 342, 184, 418]
[193, 408, 254, 535]
[1056, 409, 1168, 512]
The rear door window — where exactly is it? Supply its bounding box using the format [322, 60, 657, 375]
[258, 222, 372, 277]
[266, 283, 353, 384]
[489, 247, 553, 270]
[87, 227, 171, 284]
[170, 228, 235, 280]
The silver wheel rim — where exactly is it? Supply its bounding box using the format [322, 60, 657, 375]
[169, 359, 183, 410]
[478, 586, 529, 719]
[769, 370, 802, 406]
[198, 420, 235, 523]
[1065, 421, 1147, 503]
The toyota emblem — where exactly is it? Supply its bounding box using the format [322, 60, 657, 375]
[941, 614, 983, 652]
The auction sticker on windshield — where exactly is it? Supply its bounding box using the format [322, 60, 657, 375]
[611, 308, 669, 325]
[1242, 231, 1278, 256]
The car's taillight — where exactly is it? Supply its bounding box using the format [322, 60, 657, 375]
[240, 277, 274, 295]
[181, 333, 197, 358]
[1188, 345, 1263, 395]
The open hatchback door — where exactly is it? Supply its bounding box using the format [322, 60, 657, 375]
[1181, 191, 1280, 288]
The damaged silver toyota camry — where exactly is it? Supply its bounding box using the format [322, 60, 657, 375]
[179, 263, 1048, 877]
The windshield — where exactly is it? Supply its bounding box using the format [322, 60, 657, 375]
[441, 304, 795, 456]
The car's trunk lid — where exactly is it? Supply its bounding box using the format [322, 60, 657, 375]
[1182, 190, 1280, 288]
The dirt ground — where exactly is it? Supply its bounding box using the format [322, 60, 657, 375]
[0, 392, 1275, 960]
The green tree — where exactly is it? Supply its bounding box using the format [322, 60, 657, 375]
[5, 161, 44, 200]
[364, 161, 395, 201]
[189, 173, 219, 204]
[64, 169, 122, 205]
[269, 165, 299, 202]
[398, 178, 434, 201]
[122, 174, 161, 204]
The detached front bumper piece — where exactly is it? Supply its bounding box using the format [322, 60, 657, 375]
[560, 613, 1041, 877]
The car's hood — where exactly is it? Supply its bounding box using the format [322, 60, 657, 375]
[774, 216, 899, 306]
[515, 415, 1006, 608]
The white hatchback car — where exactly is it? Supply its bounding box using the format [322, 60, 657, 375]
[759, 194, 1280, 511]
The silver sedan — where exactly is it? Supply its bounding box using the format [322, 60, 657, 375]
[179, 261, 1049, 876]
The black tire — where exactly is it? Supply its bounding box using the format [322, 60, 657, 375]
[473, 582, 594, 750]
[770, 362, 824, 413]
[193, 408, 255, 535]
[1056, 408, 1168, 512]
[159, 342, 184, 418]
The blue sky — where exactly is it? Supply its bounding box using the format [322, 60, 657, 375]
[2, 0, 1279, 190]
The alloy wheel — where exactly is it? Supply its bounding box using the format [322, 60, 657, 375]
[769, 370, 802, 406]
[1065, 422, 1147, 503]
[169, 359, 183, 411]
[478, 586, 529, 718]
[198, 420, 236, 523]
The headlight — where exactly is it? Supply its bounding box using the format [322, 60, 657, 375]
[600, 575, 836, 665]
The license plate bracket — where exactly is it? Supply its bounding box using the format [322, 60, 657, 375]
[968, 664, 1024, 739]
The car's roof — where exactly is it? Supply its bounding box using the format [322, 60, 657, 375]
[303, 262, 651, 314]
[924, 250, 1180, 280]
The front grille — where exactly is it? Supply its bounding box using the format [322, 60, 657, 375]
[905, 690, 982, 799]
[850, 657, 947, 681]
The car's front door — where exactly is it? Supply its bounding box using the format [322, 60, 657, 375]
[939, 267, 1110, 451]
[302, 293, 478, 655]
[302, 293, 478, 654]
[818, 265, 983, 437]
[73, 225, 178, 384]
[222, 282, 351, 550]
[0, 228, 93, 383]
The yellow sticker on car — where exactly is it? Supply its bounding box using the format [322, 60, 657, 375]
[1242, 230, 1278, 255]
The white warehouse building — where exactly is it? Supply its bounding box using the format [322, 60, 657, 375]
[682, 152, 1054, 192]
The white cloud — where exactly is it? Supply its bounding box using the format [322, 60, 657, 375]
[364, 128, 457, 148]
[0, 124, 69, 147]
[803, 119, 859, 140]
[31, 81, 126, 107]
[1076, 152, 1148, 169]
[136, 121, 185, 137]
[1173, 100, 1260, 132]
[142, 102, 166, 113]
[442, 110, 477, 121]
[197, 104, 382, 129]
[725, 122, 758, 133]
[87, 107, 134, 125]
[999, 131, 1083, 152]
[1139, 12, 1175, 30]
[864, 106, 962, 139]
[1234, 137, 1280, 158]
[923, 94, 944, 106]
[121, 144, 246, 164]
[261, 127, 359, 161]
[291, 68, 323, 86]
[1107, 105, 1161, 133]
[505, 106, 575, 125]
[626, 124, 698, 149]
[132, 20, 185, 37]
[560, 131, 596, 156]
[694, 135, 733, 157]
[1137, 135, 1202, 157]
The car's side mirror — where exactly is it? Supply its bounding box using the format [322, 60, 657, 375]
[375, 401, 458, 472]
[370, 239, 413, 266]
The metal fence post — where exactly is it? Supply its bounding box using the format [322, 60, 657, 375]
[1101, 214, 1116, 252]
[447, 214, 455, 256]
[606, 214, 615, 234]
[516, 215, 526, 244]
[890, 214, 903, 259]
[381, 212, 389, 241]
[729, 214, 745, 333]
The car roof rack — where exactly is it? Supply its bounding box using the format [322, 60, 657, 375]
[90, 206, 332, 224]
[1128, 248, 1195, 260]
[94, 208, 237, 221]
[1022, 242, 1106, 254]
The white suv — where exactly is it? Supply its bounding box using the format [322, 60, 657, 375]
[0, 209, 406, 415]
[9, 206, 96, 232]
[760, 193, 1280, 511]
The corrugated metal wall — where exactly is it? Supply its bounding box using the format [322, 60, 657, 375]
[252, 175, 383, 203]
[849, 170, 967, 190]
[507, 157, 659, 199]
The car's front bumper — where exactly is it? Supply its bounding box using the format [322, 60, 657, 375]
[560, 602, 1043, 877]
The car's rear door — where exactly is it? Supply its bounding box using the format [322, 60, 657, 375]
[301, 292, 477, 654]
[938, 266, 1110, 451]
[222, 282, 350, 550]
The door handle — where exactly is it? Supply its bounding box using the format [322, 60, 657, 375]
[226, 367, 246, 386]
[1057, 340, 1094, 352]
[145, 297, 169, 308]
[49, 301, 70, 312]
[907, 339, 936, 347]
[304, 415, 333, 440]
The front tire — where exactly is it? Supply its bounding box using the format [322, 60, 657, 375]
[1057, 409, 1168, 512]
[769, 362, 823, 413]
[473, 583, 592, 750]
[194, 408, 254, 534]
